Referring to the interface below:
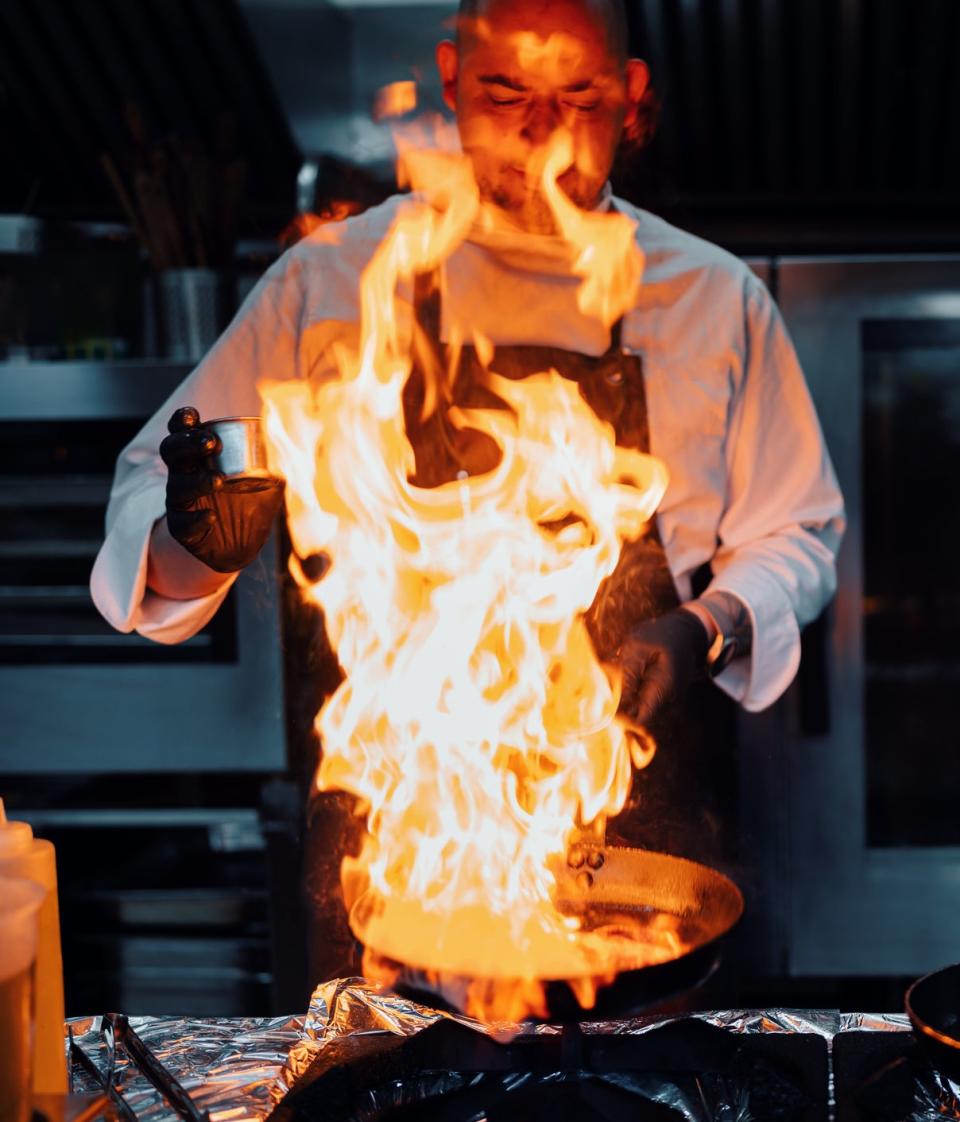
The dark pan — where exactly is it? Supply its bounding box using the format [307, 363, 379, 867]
[358, 846, 744, 1022]
[906, 962, 960, 1082]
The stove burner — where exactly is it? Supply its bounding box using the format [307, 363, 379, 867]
[833, 1031, 960, 1122]
[268, 1018, 828, 1122]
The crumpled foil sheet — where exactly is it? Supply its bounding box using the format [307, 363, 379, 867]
[68, 1014, 304, 1121]
[839, 1011, 911, 1032]
[913, 1076, 960, 1121]
[275, 978, 959, 1122]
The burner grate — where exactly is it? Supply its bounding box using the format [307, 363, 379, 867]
[268, 1017, 828, 1122]
[833, 1030, 960, 1122]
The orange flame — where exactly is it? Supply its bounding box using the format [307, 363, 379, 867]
[261, 120, 669, 1021]
[373, 80, 418, 122]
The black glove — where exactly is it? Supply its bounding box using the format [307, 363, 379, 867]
[159, 406, 284, 573]
[616, 608, 711, 729]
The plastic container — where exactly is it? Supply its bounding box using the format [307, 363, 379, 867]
[0, 876, 46, 1122]
[0, 802, 66, 1095]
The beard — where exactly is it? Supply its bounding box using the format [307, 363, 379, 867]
[476, 165, 602, 234]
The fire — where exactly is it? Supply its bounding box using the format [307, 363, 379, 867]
[261, 112, 671, 1020]
[373, 79, 418, 122]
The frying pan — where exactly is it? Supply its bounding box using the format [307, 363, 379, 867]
[354, 846, 744, 1022]
[906, 962, 960, 1082]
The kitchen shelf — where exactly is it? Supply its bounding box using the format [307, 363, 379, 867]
[0, 360, 192, 420]
[0, 477, 113, 505]
[18, 807, 262, 830]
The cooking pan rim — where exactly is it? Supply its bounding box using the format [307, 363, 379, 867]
[354, 845, 745, 984]
[905, 961, 960, 1048]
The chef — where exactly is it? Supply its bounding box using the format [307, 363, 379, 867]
[91, 0, 844, 982]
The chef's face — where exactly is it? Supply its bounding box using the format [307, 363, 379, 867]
[436, 0, 648, 233]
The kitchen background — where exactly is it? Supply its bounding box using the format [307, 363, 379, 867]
[1, 0, 958, 1019]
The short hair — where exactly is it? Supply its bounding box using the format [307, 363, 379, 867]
[456, 0, 629, 67]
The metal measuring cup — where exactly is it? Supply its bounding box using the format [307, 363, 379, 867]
[205, 416, 282, 492]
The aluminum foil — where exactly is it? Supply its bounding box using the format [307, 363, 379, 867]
[68, 1014, 304, 1121]
[915, 1075, 960, 1120]
[275, 975, 568, 1102]
[840, 1011, 911, 1032]
[278, 974, 845, 1094]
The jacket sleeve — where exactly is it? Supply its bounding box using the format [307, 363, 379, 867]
[90, 254, 308, 644]
[706, 275, 845, 711]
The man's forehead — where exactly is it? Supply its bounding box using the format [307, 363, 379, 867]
[460, 0, 620, 70]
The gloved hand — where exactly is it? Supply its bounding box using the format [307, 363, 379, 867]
[616, 608, 711, 729]
[159, 406, 284, 573]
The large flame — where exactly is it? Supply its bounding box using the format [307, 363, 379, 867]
[262, 116, 672, 1021]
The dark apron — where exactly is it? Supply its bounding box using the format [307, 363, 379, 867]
[300, 272, 737, 983]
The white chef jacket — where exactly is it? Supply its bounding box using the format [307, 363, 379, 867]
[90, 193, 845, 712]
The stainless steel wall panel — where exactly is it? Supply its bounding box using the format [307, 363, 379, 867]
[775, 255, 960, 975]
[0, 362, 286, 774]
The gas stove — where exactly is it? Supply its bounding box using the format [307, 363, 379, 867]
[65, 986, 960, 1122]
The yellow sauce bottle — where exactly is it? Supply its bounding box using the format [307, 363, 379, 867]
[0, 801, 67, 1094]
